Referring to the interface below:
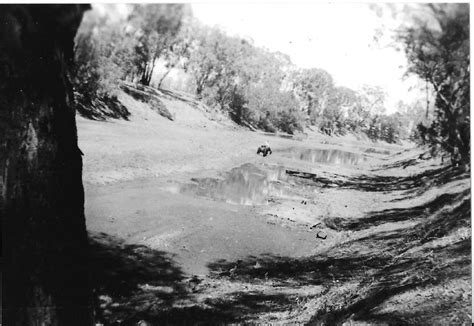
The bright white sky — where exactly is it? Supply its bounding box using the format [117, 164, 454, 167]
[191, 3, 425, 113]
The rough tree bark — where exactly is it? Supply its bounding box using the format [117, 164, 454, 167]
[0, 5, 93, 325]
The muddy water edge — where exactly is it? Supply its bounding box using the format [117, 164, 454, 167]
[85, 146, 385, 275]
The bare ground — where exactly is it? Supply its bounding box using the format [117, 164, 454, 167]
[80, 86, 471, 325]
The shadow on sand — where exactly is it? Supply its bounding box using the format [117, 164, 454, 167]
[308, 237, 471, 325]
[206, 188, 471, 325]
[89, 157, 470, 325]
[286, 165, 468, 194]
[323, 188, 470, 231]
[89, 233, 300, 325]
[208, 253, 391, 288]
[89, 232, 188, 325]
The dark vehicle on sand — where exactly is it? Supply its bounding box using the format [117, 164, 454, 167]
[257, 144, 272, 157]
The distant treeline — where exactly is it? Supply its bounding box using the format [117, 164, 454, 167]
[73, 4, 469, 165]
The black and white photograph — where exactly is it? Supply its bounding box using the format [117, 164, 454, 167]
[1, 2, 471, 325]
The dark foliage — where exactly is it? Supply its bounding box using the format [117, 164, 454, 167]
[400, 4, 470, 165]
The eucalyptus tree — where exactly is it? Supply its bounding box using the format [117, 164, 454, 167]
[1, 5, 94, 325]
[399, 3, 470, 164]
[128, 3, 190, 86]
[291, 68, 334, 124]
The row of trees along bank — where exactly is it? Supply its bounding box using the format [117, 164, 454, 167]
[74, 3, 468, 166]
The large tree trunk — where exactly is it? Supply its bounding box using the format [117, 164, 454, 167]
[0, 5, 93, 325]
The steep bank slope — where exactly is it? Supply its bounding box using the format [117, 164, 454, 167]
[77, 86, 402, 185]
[77, 88, 257, 184]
